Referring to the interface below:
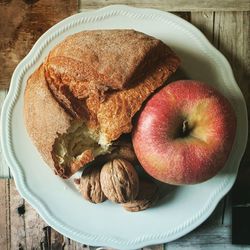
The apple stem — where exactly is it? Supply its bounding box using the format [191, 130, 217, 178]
[182, 120, 189, 136]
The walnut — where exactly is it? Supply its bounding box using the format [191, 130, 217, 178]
[122, 179, 159, 212]
[79, 166, 106, 204]
[100, 158, 139, 203]
[108, 141, 138, 164]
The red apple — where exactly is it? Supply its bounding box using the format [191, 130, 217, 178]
[132, 80, 237, 185]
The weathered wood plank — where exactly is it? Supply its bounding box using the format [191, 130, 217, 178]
[9, 179, 26, 249]
[0, 179, 11, 250]
[0, 90, 10, 178]
[0, 0, 78, 89]
[223, 195, 232, 226]
[172, 12, 191, 22]
[24, 201, 47, 249]
[190, 12, 214, 43]
[6, 180, 90, 249]
[213, 11, 249, 102]
[144, 245, 164, 250]
[79, 0, 250, 12]
[213, 11, 250, 170]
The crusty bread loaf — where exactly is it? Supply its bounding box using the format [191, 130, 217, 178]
[24, 29, 180, 178]
[24, 65, 102, 178]
[44, 29, 180, 143]
[24, 65, 70, 176]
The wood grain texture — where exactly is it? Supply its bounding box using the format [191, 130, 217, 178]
[9, 181, 26, 249]
[0, 180, 92, 249]
[80, 0, 250, 11]
[0, 3, 249, 250]
[213, 12, 250, 168]
[144, 245, 164, 250]
[0, 180, 11, 250]
[0, 0, 78, 89]
[190, 12, 214, 43]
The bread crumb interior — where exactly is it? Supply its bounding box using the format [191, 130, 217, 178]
[53, 120, 110, 169]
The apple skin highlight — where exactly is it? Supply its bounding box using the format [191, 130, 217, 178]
[132, 80, 237, 185]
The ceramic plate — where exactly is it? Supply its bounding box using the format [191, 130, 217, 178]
[1, 5, 248, 249]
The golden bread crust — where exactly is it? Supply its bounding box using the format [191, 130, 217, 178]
[98, 55, 180, 142]
[45, 30, 165, 90]
[24, 65, 71, 170]
[24, 66, 95, 178]
[44, 29, 180, 142]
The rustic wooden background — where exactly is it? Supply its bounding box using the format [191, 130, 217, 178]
[0, 0, 249, 249]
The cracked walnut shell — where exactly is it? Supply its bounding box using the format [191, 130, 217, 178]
[80, 166, 106, 204]
[100, 159, 139, 203]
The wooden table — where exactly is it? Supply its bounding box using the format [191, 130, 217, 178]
[0, 1, 249, 249]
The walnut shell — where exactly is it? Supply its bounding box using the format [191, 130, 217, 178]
[109, 140, 138, 164]
[100, 158, 139, 203]
[122, 179, 159, 212]
[80, 166, 106, 204]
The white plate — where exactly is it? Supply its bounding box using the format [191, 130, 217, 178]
[1, 5, 248, 249]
